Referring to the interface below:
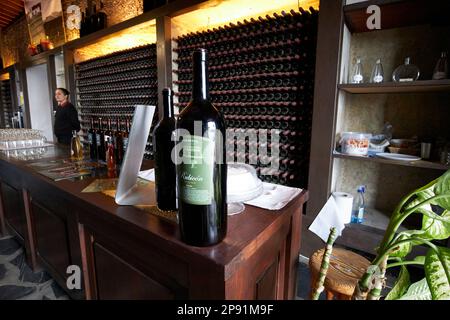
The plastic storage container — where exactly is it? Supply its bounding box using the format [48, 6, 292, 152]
[340, 132, 372, 156]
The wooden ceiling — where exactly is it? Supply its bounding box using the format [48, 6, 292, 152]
[0, 0, 25, 29]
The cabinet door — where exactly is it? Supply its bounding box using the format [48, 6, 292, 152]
[31, 198, 84, 299]
[93, 242, 175, 300]
[1, 182, 27, 241]
[32, 200, 71, 279]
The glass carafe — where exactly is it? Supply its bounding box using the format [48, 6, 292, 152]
[351, 58, 364, 84]
[392, 57, 420, 82]
[371, 59, 384, 83]
[432, 52, 448, 80]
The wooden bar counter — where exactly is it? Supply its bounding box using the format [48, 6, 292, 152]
[0, 145, 308, 300]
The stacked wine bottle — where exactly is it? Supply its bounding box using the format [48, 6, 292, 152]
[75, 44, 158, 162]
[0, 80, 13, 128]
[173, 8, 318, 187]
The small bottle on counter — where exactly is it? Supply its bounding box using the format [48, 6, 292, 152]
[70, 130, 83, 161]
[351, 185, 365, 224]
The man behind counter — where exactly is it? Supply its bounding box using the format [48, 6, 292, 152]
[54, 88, 80, 145]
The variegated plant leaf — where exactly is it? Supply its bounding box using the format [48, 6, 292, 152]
[420, 209, 450, 240]
[424, 247, 450, 300]
[398, 278, 432, 300]
[433, 170, 450, 211]
[385, 266, 410, 300]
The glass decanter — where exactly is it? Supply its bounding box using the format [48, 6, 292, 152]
[432, 52, 448, 80]
[351, 58, 364, 84]
[392, 57, 420, 82]
[370, 58, 384, 83]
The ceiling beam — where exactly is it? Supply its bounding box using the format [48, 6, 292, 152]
[0, 5, 21, 16]
[3, 0, 23, 10]
[0, 11, 21, 20]
[2, 1, 23, 12]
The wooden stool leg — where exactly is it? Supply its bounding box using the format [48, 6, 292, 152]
[326, 290, 334, 300]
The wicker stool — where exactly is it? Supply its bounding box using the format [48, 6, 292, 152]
[309, 247, 371, 300]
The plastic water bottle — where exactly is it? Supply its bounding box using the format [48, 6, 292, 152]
[351, 185, 365, 223]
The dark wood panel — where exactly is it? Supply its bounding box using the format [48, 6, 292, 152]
[32, 200, 72, 279]
[256, 260, 278, 300]
[344, 0, 450, 34]
[93, 242, 175, 300]
[1, 182, 27, 240]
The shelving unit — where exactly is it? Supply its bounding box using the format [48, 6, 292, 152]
[305, 0, 450, 257]
[333, 151, 449, 171]
[338, 79, 450, 93]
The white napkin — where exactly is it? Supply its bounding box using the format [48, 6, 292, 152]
[244, 182, 302, 211]
[308, 196, 346, 242]
[138, 169, 155, 182]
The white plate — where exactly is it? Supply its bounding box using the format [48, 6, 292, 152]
[376, 153, 421, 161]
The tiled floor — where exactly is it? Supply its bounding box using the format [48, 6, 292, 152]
[0, 235, 68, 300]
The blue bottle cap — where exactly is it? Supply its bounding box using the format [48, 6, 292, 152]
[358, 185, 366, 193]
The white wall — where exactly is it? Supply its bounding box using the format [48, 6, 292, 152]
[26, 64, 54, 142]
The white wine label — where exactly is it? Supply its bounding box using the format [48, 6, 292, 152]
[353, 74, 363, 82]
[180, 135, 214, 205]
[373, 75, 383, 83]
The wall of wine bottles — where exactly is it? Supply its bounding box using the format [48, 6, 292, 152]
[173, 7, 318, 187]
[0, 80, 13, 129]
[75, 43, 158, 161]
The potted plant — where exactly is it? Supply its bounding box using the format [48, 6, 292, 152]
[313, 170, 450, 300]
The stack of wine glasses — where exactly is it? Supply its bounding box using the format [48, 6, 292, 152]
[1, 80, 13, 129]
[75, 44, 158, 161]
[173, 8, 318, 187]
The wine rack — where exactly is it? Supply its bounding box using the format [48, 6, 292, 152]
[75, 44, 158, 160]
[173, 8, 318, 187]
[0, 80, 13, 129]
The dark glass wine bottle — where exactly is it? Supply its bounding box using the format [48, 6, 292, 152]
[114, 118, 124, 165]
[96, 117, 106, 161]
[88, 118, 98, 161]
[176, 48, 227, 247]
[153, 88, 177, 211]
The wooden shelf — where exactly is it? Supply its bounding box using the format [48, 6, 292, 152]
[338, 80, 450, 94]
[64, 0, 206, 51]
[344, 0, 450, 34]
[333, 151, 449, 171]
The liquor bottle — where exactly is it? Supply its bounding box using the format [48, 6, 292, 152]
[153, 88, 177, 211]
[96, 1, 107, 31]
[176, 48, 227, 246]
[70, 130, 83, 161]
[104, 118, 113, 148]
[392, 57, 420, 82]
[89, 2, 98, 33]
[80, 11, 86, 37]
[87, 118, 98, 160]
[106, 137, 116, 171]
[432, 52, 448, 80]
[114, 118, 124, 165]
[122, 118, 130, 156]
[97, 117, 106, 161]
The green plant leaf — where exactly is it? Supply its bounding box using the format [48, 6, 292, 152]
[403, 185, 436, 212]
[398, 278, 432, 300]
[433, 170, 450, 210]
[389, 234, 413, 258]
[385, 265, 410, 300]
[424, 247, 450, 300]
[414, 256, 426, 265]
[420, 209, 450, 240]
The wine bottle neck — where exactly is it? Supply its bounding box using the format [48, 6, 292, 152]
[162, 89, 174, 118]
[192, 50, 209, 102]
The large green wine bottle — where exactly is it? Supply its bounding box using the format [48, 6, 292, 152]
[176, 48, 227, 246]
